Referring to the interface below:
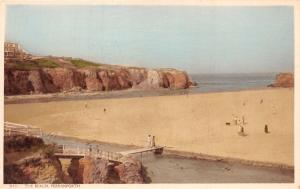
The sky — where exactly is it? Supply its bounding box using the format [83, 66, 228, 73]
[5, 5, 294, 74]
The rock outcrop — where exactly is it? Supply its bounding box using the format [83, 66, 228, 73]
[68, 157, 119, 184]
[4, 67, 194, 95]
[4, 156, 64, 184]
[114, 156, 144, 184]
[268, 73, 294, 88]
[68, 156, 144, 184]
[9, 156, 63, 184]
[4, 135, 64, 184]
[4, 135, 147, 184]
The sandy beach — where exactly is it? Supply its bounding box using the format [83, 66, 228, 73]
[4, 88, 294, 166]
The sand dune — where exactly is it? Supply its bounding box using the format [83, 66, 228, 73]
[4, 88, 294, 166]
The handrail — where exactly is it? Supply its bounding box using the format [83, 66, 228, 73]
[54, 144, 123, 161]
[5, 121, 30, 128]
[4, 122, 42, 137]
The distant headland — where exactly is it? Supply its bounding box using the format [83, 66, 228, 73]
[4, 42, 196, 95]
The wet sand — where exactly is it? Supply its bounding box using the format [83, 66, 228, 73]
[4, 88, 294, 166]
[4, 88, 195, 104]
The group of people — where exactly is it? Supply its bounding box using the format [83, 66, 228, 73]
[233, 115, 270, 135]
[147, 134, 156, 148]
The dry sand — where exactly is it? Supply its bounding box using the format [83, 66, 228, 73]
[4, 88, 294, 166]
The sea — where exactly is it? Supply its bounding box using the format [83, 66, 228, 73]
[190, 72, 276, 93]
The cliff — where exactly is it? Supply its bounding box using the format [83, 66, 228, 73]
[68, 156, 145, 184]
[68, 156, 119, 184]
[4, 135, 147, 184]
[114, 156, 145, 183]
[4, 57, 194, 95]
[268, 73, 294, 88]
[4, 135, 64, 184]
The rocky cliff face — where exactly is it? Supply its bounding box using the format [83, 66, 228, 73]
[5, 67, 194, 95]
[4, 156, 64, 184]
[114, 156, 144, 183]
[4, 135, 146, 184]
[268, 73, 294, 88]
[68, 156, 144, 184]
[4, 135, 64, 184]
[68, 156, 119, 184]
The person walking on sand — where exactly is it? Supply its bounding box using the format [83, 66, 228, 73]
[147, 135, 152, 148]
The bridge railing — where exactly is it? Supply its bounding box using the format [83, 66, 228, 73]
[55, 144, 123, 162]
[4, 122, 147, 162]
[94, 150, 123, 162]
[4, 122, 42, 137]
[55, 144, 88, 155]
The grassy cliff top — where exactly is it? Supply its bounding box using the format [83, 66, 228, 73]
[70, 59, 100, 68]
[5, 57, 108, 70]
[5, 58, 59, 70]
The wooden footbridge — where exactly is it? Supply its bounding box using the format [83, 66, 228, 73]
[4, 122, 165, 162]
[120, 146, 165, 156]
[53, 144, 124, 162]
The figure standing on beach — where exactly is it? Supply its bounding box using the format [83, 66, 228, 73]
[240, 126, 244, 133]
[264, 124, 269, 133]
[147, 135, 152, 148]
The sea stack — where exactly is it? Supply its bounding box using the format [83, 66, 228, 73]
[268, 73, 294, 88]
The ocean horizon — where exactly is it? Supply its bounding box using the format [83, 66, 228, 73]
[190, 72, 277, 93]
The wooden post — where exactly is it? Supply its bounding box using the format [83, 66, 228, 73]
[39, 128, 42, 137]
[8, 128, 11, 136]
[62, 145, 65, 153]
[77, 146, 80, 155]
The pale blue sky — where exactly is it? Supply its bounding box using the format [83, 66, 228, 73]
[5, 5, 294, 73]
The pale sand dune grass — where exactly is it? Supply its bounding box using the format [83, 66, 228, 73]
[4, 88, 293, 166]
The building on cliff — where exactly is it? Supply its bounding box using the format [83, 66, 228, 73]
[4, 42, 32, 63]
